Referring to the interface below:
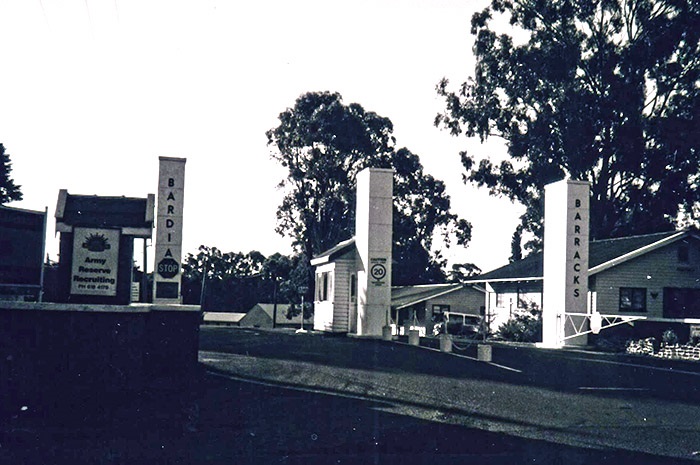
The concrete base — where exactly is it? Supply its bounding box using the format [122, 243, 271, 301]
[477, 344, 492, 362]
[439, 333, 452, 353]
[382, 325, 393, 341]
[536, 341, 564, 349]
[408, 329, 420, 346]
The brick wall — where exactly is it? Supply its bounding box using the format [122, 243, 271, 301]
[0, 302, 200, 413]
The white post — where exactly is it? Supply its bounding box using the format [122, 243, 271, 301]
[300, 294, 305, 332]
[153, 157, 187, 304]
[541, 179, 590, 347]
[354, 168, 393, 336]
[296, 285, 308, 334]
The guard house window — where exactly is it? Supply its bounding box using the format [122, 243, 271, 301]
[496, 293, 505, 308]
[350, 274, 357, 303]
[315, 271, 333, 302]
[619, 288, 647, 312]
[516, 287, 526, 308]
[432, 304, 450, 317]
[678, 243, 690, 264]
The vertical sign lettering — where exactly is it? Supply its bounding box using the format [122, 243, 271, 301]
[573, 199, 581, 297]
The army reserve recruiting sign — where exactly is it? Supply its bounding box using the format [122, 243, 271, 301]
[71, 227, 120, 296]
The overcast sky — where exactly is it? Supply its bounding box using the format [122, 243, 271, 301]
[0, 0, 523, 274]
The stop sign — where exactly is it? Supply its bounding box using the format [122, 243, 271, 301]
[157, 257, 180, 279]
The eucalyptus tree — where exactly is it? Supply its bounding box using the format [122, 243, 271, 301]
[437, 0, 700, 253]
[267, 91, 472, 286]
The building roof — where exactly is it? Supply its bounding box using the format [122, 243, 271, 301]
[391, 283, 483, 310]
[251, 303, 313, 324]
[202, 312, 246, 323]
[55, 189, 154, 237]
[472, 229, 692, 283]
[310, 237, 356, 266]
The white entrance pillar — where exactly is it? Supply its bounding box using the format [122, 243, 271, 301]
[542, 179, 590, 347]
[153, 157, 187, 304]
[355, 168, 393, 336]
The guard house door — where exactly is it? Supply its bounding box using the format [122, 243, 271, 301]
[349, 273, 357, 333]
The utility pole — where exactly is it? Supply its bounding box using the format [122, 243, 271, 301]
[141, 238, 149, 302]
[199, 257, 208, 309]
[272, 274, 278, 329]
[296, 285, 308, 334]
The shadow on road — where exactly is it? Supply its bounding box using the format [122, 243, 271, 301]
[200, 327, 700, 403]
[2, 370, 695, 465]
[3, 327, 696, 463]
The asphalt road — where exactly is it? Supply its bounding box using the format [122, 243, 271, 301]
[199, 326, 700, 464]
[4, 327, 698, 464]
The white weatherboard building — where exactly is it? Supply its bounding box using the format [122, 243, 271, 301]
[390, 283, 486, 337]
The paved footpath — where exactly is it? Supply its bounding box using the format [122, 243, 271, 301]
[199, 327, 700, 464]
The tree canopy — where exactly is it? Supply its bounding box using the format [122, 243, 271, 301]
[181, 246, 266, 311]
[436, 0, 700, 253]
[267, 91, 472, 287]
[0, 144, 22, 204]
[181, 246, 309, 313]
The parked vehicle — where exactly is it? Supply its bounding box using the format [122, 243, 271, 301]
[434, 312, 482, 337]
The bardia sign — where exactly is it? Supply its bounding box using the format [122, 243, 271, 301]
[153, 157, 186, 303]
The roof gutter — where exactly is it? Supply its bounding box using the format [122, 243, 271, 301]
[392, 284, 467, 310]
[463, 276, 543, 284]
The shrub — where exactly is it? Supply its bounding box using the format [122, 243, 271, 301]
[497, 310, 542, 343]
[662, 328, 679, 346]
[592, 335, 629, 353]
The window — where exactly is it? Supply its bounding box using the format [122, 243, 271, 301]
[678, 243, 690, 264]
[516, 288, 525, 308]
[496, 293, 504, 308]
[464, 316, 481, 326]
[619, 288, 646, 312]
[315, 271, 333, 302]
[433, 304, 450, 316]
[350, 274, 357, 303]
[663, 288, 700, 319]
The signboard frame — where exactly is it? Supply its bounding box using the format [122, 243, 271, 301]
[70, 227, 120, 297]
